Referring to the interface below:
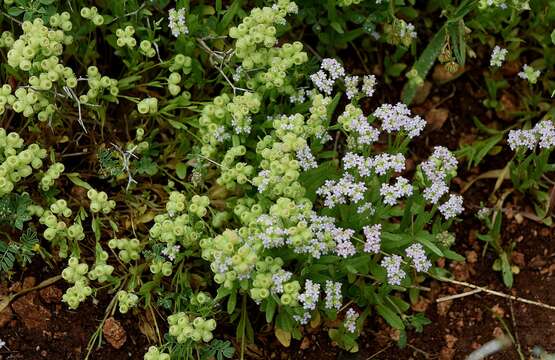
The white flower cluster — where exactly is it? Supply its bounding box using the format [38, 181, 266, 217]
[168, 8, 188, 37]
[316, 174, 367, 208]
[344, 308, 359, 333]
[362, 224, 382, 254]
[518, 64, 541, 84]
[508, 120, 555, 150]
[342, 152, 405, 177]
[271, 270, 292, 294]
[380, 254, 406, 286]
[309, 215, 354, 258]
[380, 177, 413, 206]
[373, 103, 426, 138]
[299, 279, 320, 310]
[490, 46, 508, 67]
[296, 145, 318, 171]
[324, 280, 342, 310]
[438, 194, 464, 220]
[348, 114, 380, 146]
[405, 243, 431, 272]
[310, 58, 377, 99]
[421, 146, 458, 205]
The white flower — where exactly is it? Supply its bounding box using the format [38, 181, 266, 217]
[168, 8, 188, 37]
[324, 280, 342, 310]
[423, 181, 448, 204]
[380, 176, 413, 206]
[363, 224, 382, 254]
[310, 70, 334, 95]
[439, 194, 464, 220]
[405, 243, 432, 272]
[362, 75, 377, 97]
[507, 128, 536, 150]
[421, 146, 458, 183]
[490, 46, 508, 67]
[299, 279, 320, 310]
[0, 339, 5, 349]
[371, 153, 405, 176]
[272, 270, 292, 294]
[381, 254, 406, 286]
[534, 120, 555, 149]
[317, 174, 367, 208]
[321, 58, 345, 80]
[296, 145, 318, 171]
[518, 64, 541, 84]
[344, 308, 359, 333]
[344, 75, 360, 99]
[373, 103, 426, 138]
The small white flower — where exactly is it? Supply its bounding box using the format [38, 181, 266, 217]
[439, 194, 464, 220]
[321, 58, 345, 80]
[324, 280, 342, 310]
[296, 145, 318, 171]
[518, 64, 541, 84]
[299, 279, 320, 311]
[381, 254, 406, 286]
[344, 75, 360, 99]
[405, 243, 432, 272]
[363, 224, 382, 254]
[490, 46, 508, 67]
[168, 8, 189, 37]
[344, 308, 359, 333]
[362, 75, 377, 97]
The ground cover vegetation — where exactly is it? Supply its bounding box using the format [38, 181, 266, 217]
[0, 0, 554, 359]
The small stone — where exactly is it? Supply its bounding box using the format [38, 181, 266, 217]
[432, 64, 464, 83]
[39, 286, 62, 304]
[425, 108, 449, 131]
[511, 252, 525, 267]
[439, 347, 455, 360]
[445, 334, 458, 349]
[491, 304, 505, 318]
[11, 292, 51, 331]
[300, 337, 310, 350]
[103, 317, 127, 349]
[437, 300, 452, 316]
[466, 251, 478, 264]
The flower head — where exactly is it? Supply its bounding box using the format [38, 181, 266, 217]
[168, 8, 188, 37]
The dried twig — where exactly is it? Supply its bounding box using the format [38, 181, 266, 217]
[435, 276, 555, 311]
[436, 288, 483, 302]
[466, 335, 512, 360]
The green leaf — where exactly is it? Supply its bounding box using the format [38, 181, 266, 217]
[175, 163, 188, 179]
[417, 235, 444, 257]
[218, 0, 242, 33]
[227, 290, 237, 314]
[402, 27, 446, 104]
[65, 173, 93, 190]
[376, 304, 405, 330]
[265, 297, 277, 323]
[443, 249, 465, 262]
[330, 21, 344, 34]
[7, 7, 25, 16]
[167, 119, 187, 130]
[551, 29, 555, 45]
[500, 252, 513, 288]
[91, 217, 101, 241]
